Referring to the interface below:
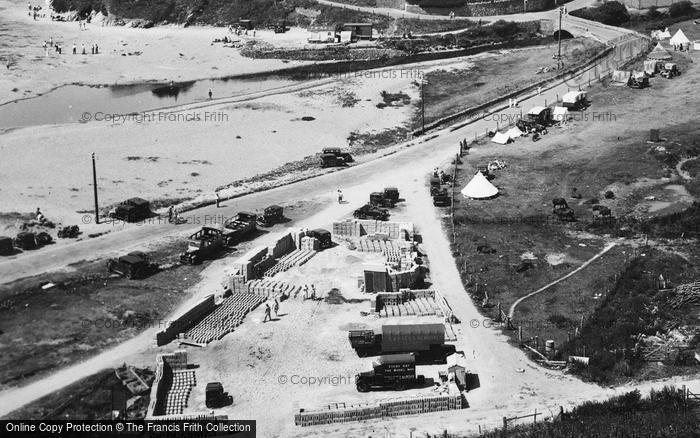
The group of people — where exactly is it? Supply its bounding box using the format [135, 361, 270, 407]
[228, 25, 255, 37]
[41, 38, 100, 56]
[673, 43, 691, 52]
[28, 2, 44, 20]
[262, 298, 280, 323]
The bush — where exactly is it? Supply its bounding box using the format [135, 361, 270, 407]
[669, 1, 696, 17]
[571, 1, 630, 26]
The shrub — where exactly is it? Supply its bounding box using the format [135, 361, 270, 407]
[669, 0, 696, 17]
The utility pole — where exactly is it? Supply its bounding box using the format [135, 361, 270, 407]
[92, 152, 99, 224]
[421, 79, 425, 134]
[557, 6, 564, 70]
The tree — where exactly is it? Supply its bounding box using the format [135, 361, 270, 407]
[669, 0, 696, 17]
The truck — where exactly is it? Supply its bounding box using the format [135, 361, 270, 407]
[353, 204, 390, 221]
[222, 212, 257, 246]
[256, 205, 285, 227]
[660, 63, 680, 79]
[305, 228, 333, 249]
[432, 188, 450, 207]
[109, 197, 151, 223]
[349, 324, 450, 360]
[107, 251, 157, 279]
[355, 353, 425, 392]
[320, 147, 354, 168]
[180, 227, 225, 264]
[369, 187, 400, 208]
[205, 382, 233, 408]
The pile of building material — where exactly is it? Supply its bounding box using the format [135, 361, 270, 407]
[371, 289, 445, 318]
[246, 279, 314, 299]
[333, 219, 414, 240]
[670, 281, 700, 309]
[263, 249, 317, 277]
[182, 293, 265, 345]
[114, 365, 153, 395]
[294, 383, 463, 427]
[147, 351, 196, 417]
[355, 236, 411, 255]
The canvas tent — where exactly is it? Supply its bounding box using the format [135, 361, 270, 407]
[651, 28, 671, 40]
[552, 106, 570, 123]
[562, 90, 587, 109]
[647, 42, 672, 60]
[670, 29, 690, 46]
[461, 172, 499, 199]
[506, 126, 523, 139]
[491, 132, 512, 145]
[644, 60, 659, 75]
[611, 70, 631, 85]
[694, 41, 700, 51]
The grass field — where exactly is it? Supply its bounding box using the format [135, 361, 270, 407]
[423, 38, 604, 125]
[448, 44, 700, 381]
[476, 386, 700, 438]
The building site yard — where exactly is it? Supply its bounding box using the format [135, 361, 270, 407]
[0, 198, 325, 390]
[450, 39, 700, 383]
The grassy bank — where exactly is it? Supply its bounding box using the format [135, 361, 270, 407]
[474, 386, 699, 438]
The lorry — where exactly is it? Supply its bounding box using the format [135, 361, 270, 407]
[353, 204, 390, 221]
[355, 353, 425, 392]
[256, 205, 285, 227]
[109, 197, 151, 223]
[369, 187, 400, 208]
[660, 63, 680, 79]
[180, 227, 225, 264]
[107, 251, 157, 279]
[205, 382, 233, 408]
[222, 212, 257, 246]
[349, 323, 451, 360]
[305, 228, 333, 249]
[432, 188, 450, 207]
[562, 90, 588, 110]
[320, 147, 354, 168]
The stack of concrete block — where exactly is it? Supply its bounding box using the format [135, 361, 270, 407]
[246, 279, 308, 299]
[232, 246, 268, 281]
[224, 274, 246, 294]
[332, 219, 414, 240]
[156, 296, 216, 346]
[294, 389, 464, 427]
[183, 293, 264, 344]
[268, 232, 295, 259]
[263, 250, 317, 277]
[300, 236, 320, 251]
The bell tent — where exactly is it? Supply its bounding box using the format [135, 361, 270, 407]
[461, 172, 499, 199]
[647, 42, 672, 60]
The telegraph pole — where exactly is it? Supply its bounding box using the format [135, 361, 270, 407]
[557, 6, 564, 70]
[421, 77, 429, 134]
[92, 152, 99, 224]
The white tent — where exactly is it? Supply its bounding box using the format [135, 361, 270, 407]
[694, 41, 700, 51]
[506, 126, 523, 139]
[552, 106, 570, 123]
[491, 132, 512, 145]
[461, 172, 499, 199]
[611, 70, 631, 85]
[652, 28, 671, 39]
[670, 29, 690, 46]
[647, 42, 672, 60]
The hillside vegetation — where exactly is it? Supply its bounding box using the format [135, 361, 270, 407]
[475, 387, 699, 438]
